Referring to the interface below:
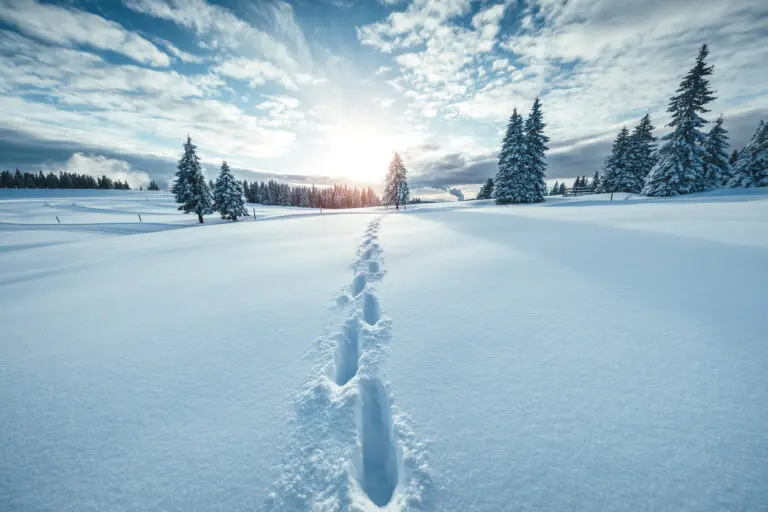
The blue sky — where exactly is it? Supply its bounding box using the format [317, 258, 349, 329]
[0, 0, 766, 196]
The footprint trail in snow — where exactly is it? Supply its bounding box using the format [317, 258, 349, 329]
[267, 217, 430, 511]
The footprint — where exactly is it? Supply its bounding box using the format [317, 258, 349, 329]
[350, 273, 366, 297]
[363, 293, 380, 325]
[359, 378, 398, 507]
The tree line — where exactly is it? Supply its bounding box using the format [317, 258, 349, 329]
[477, 44, 767, 202]
[0, 169, 161, 190]
[238, 178, 381, 209]
[172, 136, 396, 223]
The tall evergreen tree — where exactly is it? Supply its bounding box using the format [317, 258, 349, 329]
[729, 149, 739, 166]
[172, 135, 213, 223]
[643, 44, 715, 196]
[213, 161, 249, 221]
[598, 127, 639, 193]
[493, 109, 526, 204]
[728, 120, 768, 188]
[702, 115, 731, 188]
[522, 97, 548, 202]
[476, 177, 494, 199]
[384, 153, 409, 209]
[627, 114, 657, 186]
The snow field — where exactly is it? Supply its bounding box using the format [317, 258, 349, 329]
[268, 218, 429, 511]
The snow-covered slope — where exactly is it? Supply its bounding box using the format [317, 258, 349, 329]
[1, 189, 767, 511]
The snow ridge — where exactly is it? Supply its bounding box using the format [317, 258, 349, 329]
[267, 218, 430, 512]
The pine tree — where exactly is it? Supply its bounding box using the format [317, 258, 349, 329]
[522, 97, 548, 202]
[729, 149, 739, 166]
[643, 44, 715, 196]
[558, 182, 566, 195]
[476, 177, 494, 199]
[550, 180, 559, 195]
[494, 109, 526, 204]
[627, 114, 657, 187]
[592, 171, 600, 190]
[147, 180, 160, 191]
[599, 127, 639, 193]
[702, 115, 731, 188]
[172, 135, 213, 223]
[213, 161, 248, 221]
[728, 120, 768, 188]
[384, 153, 409, 209]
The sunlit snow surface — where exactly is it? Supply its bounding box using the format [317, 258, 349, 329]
[1, 188, 766, 511]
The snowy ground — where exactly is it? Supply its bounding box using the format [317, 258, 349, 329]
[1, 189, 767, 511]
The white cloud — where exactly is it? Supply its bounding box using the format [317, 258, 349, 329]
[155, 38, 205, 63]
[0, 32, 298, 167]
[62, 153, 151, 189]
[213, 57, 298, 90]
[0, 0, 170, 67]
[124, 0, 308, 70]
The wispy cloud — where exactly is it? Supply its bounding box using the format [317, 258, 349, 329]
[0, 0, 170, 67]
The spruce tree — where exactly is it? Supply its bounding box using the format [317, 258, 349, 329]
[558, 182, 566, 195]
[643, 44, 715, 196]
[384, 153, 409, 209]
[214, 161, 249, 221]
[592, 171, 600, 190]
[599, 127, 639, 193]
[729, 149, 739, 166]
[702, 115, 731, 188]
[493, 109, 526, 204]
[522, 97, 548, 202]
[550, 180, 559, 195]
[627, 114, 657, 187]
[728, 121, 768, 188]
[477, 177, 494, 199]
[172, 135, 213, 223]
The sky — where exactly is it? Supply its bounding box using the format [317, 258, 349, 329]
[0, 0, 767, 197]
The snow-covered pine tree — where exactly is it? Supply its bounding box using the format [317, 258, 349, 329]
[172, 135, 213, 223]
[493, 109, 526, 204]
[384, 153, 409, 209]
[643, 44, 715, 196]
[592, 171, 600, 190]
[599, 127, 639, 193]
[550, 180, 559, 195]
[477, 177, 494, 199]
[627, 114, 657, 187]
[213, 161, 249, 221]
[728, 120, 768, 188]
[729, 149, 739, 166]
[522, 97, 548, 202]
[702, 115, 731, 188]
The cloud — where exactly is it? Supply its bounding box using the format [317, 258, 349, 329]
[61, 153, 152, 189]
[447, 187, 464, 201]
[155, 38, 205, 63]
[124, 0, 310, 71]
[0, 0, 170, 67]
[213, 57, 298, 90]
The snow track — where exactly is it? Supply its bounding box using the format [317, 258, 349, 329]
[267, 217, 430, 511]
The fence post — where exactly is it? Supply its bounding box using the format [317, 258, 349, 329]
[253, 208, 256, 219]
[610, 192, 614, 201]
[138, 213, 142, 223]
[56, 216, 60, 224]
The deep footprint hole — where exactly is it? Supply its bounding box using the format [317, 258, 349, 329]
[368, 261, 380, 273]
[334, 321, 360, 386]
[363, 293, 380, 325]
[350, 273, 366, 297]
[359, 378, 398, 507]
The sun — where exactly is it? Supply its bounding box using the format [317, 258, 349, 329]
[316, 124, 396, 183]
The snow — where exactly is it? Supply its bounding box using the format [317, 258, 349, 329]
[1, 188, 767, 511]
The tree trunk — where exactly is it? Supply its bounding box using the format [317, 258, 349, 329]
[197, 212, 204, 223]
